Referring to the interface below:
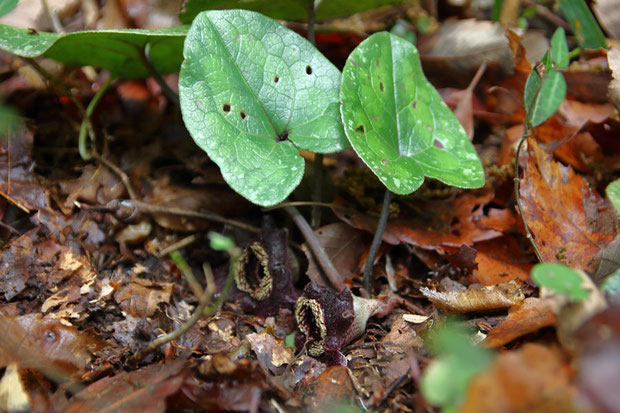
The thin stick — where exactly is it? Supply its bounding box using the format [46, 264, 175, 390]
[513, 133, 544, 262]
[0, 188, 30, 213]
[91, 149, 137, 200]
[157, 234, 197, 258]
[78, 76, 114, 160]
[108, 199, 260, 234]
[284, 205, 345, 292]
[362, 189, 392, 296]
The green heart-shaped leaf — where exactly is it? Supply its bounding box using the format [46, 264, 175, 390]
[179, 10, 347, 206]
[0, 25, 188, 78]
[340, 32, 484, 194]
[531, 263, 590, 301]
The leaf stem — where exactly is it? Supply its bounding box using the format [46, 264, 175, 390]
[362, 189, 392, 296]
[78, 76, 114, 160]
[143, 44, 180, 106]
[514, 126, 544, 263]
[284, 205, 345, 292]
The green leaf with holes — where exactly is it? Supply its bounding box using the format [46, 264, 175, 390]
[524, 67, 566, 127]
[179, 0, 404, 24]
[0, 24, 187, 78]
[179, 10, 347, 206]
[339, 32, 484, 195]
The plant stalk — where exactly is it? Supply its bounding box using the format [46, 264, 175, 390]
[78, 76, 114, 160]
[362, 189, 392, 296]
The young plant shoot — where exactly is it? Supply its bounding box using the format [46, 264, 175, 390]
[340, 32, 485, 293]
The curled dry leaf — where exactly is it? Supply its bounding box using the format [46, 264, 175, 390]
[520, 139, 616, 273]
[114, 278, 174, 318]
[420, 280, 524, 313]
[483, 297, 556, 348]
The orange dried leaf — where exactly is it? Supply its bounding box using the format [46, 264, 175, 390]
[483, 297, 556, 347]
[520, 139, 615, 272]
[472, 236, 533, 286]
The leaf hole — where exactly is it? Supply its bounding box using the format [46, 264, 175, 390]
[306, 65, 313, 75]
[354, 125, 365, 134]
[274, 76, 279, 83]
[381, 159, 388, 165]
[223, 103, 231, 113]
[434, 140, 444, 149]
[277, 129, 289, 141]
[412, 101, 417, 108]
[240, 111, 247, 120]
[379, 81, 385, 92]
[376, 59, 380, 67]
[371, 114, 378, 121]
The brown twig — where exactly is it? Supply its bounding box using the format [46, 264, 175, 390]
[90, 149, 137, 200]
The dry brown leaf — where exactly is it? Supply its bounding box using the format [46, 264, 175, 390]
[461, 344, 586, 413]
[483, 297, 556, 347]
[114, 278, 174, 317]
[420, 281, 524, 313]
[0, 364, 30, 412]
[520, 139, 615, 272]
[246, 332, 294, 375]
[303, 222, 368, 287]
[608, 48, 620, 111]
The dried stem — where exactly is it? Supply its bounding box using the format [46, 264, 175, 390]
[362, 189, 392, 296]
[90, 147, 137, 200]
[284, 205, 345, 292]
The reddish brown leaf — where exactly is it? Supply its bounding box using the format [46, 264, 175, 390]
[483, 297, 555, 347]
[472, 236, 533, 285]
[520, 139, 615, 272]
[302, 366, 355, 410]
[335, 191, 512, 253]
[461, 344, 585, 413]
[65, 358, 186, 413]
[0, 228, 36, 300]
[0, 314, 108, 382]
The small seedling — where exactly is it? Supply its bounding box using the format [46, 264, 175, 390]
[339, 32, 485, 293]
[531, 262, 591, 301]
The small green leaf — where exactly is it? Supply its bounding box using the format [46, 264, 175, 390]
[0, 0, 18, 18]
[208, 232, 236, 252]
[340, 32, 484, 195]
[607, 179, 620, 214]
[557, 0, 606, 49]
[421, 322, 492, 411]
[179, 10, 347, 206]
[179, 0, 404, 24]
[524, 68, 566, 127]
[550, 28, 569, 68]
[531, 263, 591, 301]
[0, 25, 188, 78]
[284, 332, 296, 347]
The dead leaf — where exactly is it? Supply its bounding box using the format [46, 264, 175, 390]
[593, 0, 620, 40]
[246, 331, 294, 375]
[520, 139, 615, 272]
[59, 164, 125, 210]
[420, 280, 524, 313]
[303, 222, 368, 287]
[0, 314, 108, 382]
[114, 278, 174, 317]
[0, 364, 30, 412]
[483, 297, 556, 347]
[302, 366, 355, 411]
[607, 48, 620, 111]
[64, 358, 186, 413]
[335, 191, 512, 254]
[0, 228, 36, 300]
[461, 344, 585, 413]
[472, 236, 533, 285]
